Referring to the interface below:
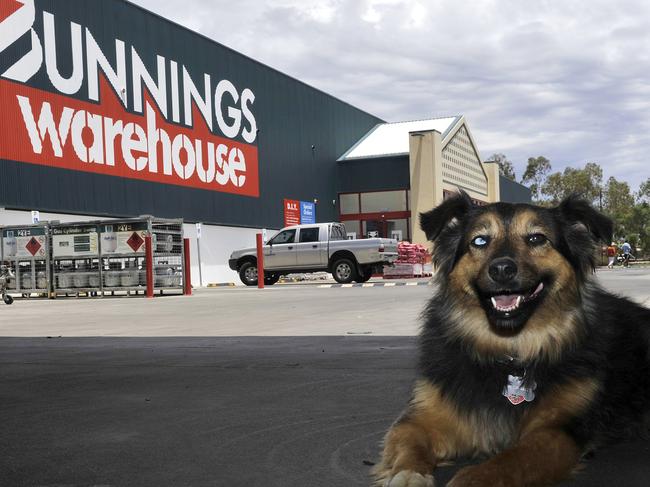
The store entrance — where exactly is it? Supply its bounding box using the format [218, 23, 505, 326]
[363, 219, 405, 241]
[363, 219, 387, 238]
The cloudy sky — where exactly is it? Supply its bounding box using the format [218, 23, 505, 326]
[131, 0, 650, 189]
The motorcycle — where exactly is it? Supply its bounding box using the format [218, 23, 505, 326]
[0, 265, 15, 305]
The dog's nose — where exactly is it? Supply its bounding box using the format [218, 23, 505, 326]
[488, 257, 518, 284]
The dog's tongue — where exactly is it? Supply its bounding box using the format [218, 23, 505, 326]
[493, 295, 519, 308]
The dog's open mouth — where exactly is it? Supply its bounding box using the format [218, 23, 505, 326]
[479, 281, 546, 333]
[489, 282, 544, 314]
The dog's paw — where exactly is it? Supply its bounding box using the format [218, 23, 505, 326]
[384, 470, 435, 487]
[446, 464, 511, 487]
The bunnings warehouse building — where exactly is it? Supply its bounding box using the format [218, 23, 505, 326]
[0, 0, 530, 286]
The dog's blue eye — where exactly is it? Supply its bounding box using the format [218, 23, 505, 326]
[527, 234, 546, 246]
[471, 236, 489, 247]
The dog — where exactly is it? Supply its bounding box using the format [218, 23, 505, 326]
[375, 192, 650, 487]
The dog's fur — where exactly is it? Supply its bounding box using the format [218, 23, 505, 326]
[375, 193, 650, 487]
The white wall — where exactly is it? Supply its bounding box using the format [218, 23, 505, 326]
[0, 208, 273, 287]
[183, 223, 271, 286]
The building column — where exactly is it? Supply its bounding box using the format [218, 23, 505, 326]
[408, 130, 442, 245]
[483, 161, 501, 203]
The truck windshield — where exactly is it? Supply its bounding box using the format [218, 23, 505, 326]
[269, 229, 296, 245]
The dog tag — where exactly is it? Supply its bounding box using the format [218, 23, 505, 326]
[502, 374, 536, 405]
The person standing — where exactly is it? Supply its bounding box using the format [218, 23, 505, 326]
[607, 242, 616, 268]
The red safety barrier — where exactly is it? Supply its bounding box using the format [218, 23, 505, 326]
[145, 235, 154, 298]
[184, 238, 192, 295]
[256, 233, 264, 289]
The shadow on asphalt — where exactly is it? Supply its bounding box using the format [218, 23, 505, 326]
[1, 336, 648, 486]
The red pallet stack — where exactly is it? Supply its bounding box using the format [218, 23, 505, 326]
[383, 242, 432, 278]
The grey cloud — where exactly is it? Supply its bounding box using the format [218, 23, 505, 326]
[131, 0, 650, 188]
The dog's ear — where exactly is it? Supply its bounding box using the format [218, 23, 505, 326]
[554, 194, 613, 276]
[556, 194, 613, 244]
[420, 191, 473, 242]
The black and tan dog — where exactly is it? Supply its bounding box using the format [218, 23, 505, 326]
[375, 193, 650, 487]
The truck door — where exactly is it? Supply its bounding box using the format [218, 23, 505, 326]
[265, 229, 297, 269]
[295, 227, 323, 267]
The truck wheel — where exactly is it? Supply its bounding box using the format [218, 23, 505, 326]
[356, 266, 372, 283]
[332, 258, 357, 284]
[3, 294, 13, 305]
[239, 261, 258, 286]
[264, 273, 280, 285]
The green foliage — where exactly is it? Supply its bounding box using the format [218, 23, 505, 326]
[626, 203, 650, 257]
[488, 153, 516, 181]
[540, 162, 603, 206]
[521, 156, 551, 202]
[513, 157, 647, 256]
[603, 177, 635, 241]
[482, 153, 646, 255]
[637, 178, 650, 203]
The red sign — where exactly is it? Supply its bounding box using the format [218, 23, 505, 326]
[25, 236, 42, 256]
[126, 232, 144, 252]
[284, 199, 300, 226]
[0, 77, 259, 196]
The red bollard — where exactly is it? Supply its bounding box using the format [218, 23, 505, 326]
[256, 233, 264, 289]
[145, 235, 154, 298]
[183, 238, 192, 295]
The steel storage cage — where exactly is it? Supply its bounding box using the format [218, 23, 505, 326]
[0, 224, 51, 296]
[150, 219, 184, 292]
[99, 217, 184, 296]
[50, 222, 102, 297]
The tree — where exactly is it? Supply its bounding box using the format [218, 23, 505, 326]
[521, 156, 551, 202]
[488, 153, 516, 181]
[637, 178, 650, 203]
[562, 162, 603, 205]
[626, 203, 650, 256]
[604, 176, 635, 238]
[539, 172, 564, 206]
[539, 163, 603, 206]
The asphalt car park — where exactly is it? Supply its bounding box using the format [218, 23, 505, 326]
[0, 269, 649, 486]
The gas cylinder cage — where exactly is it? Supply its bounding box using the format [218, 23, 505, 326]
[0, 217, 184, 298]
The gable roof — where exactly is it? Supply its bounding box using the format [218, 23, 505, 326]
[337, 115, 462, 161]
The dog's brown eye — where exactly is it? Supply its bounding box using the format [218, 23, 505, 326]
[527, 234, 547, 246]
[471, 235, 490, 248]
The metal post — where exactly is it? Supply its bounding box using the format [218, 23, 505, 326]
[183, 238, 192, 295]
[196, 236, 203, 287]
[256, 233, 264, 289]
[145, 235, 154, 298]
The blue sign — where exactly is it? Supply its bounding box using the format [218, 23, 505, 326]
[300, 201, 316, 224]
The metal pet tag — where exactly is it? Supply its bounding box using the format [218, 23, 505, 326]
[502, 374, 536, 405]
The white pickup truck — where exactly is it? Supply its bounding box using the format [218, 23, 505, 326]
[228, 222, 398, 285]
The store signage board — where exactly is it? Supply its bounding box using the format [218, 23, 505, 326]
[51, 225, 100, 257]
[2, 227, 47, 258]
[100, 223, 148, 254]
[300, 201, 316, 224]
[284, 199, 301, 226]
[284, 199, 316, 226]
[0, 1, 259, 197]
